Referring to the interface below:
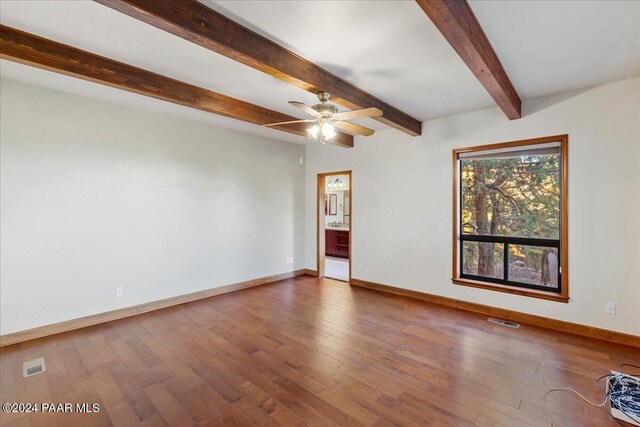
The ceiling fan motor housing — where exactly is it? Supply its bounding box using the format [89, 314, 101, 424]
[313, 91, 337, 117]
[313, 103, 337, 116]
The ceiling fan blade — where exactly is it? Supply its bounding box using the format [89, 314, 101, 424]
[333, 107, 383, 121]
[334, 121, 375, 137]
[262, 119, 315, 127]
[288, 101, 321, 117]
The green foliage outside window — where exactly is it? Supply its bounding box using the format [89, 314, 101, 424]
[461, 154, 560, 286]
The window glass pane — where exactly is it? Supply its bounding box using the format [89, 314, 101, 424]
[462, 241, 504, 280]
[508, 245, 559, 289]
[461, 153, 560, 239]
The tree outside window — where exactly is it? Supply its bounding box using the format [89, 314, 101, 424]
[453, 136, 568, 301]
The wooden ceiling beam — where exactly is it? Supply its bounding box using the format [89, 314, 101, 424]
[415, 0, 522, 119]
[94, 0, 423, 136]
[0, 25, 354, 148]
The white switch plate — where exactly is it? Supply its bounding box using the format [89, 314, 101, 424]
[605, 302, 615, 314]
[286, 257, 294, 264]
[116, 287, 124, 297]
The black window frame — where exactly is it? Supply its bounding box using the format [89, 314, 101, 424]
[458, 235, 561, 293]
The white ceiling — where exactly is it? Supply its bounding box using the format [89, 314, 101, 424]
[468, 0, 640, 100]
[1, 0, 638, 145]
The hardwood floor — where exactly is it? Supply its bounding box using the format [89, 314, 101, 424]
[1, 276, 638, 426]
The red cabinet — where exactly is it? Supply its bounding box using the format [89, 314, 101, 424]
[325, 229, 349, 258]
[325, 229, 336, 255]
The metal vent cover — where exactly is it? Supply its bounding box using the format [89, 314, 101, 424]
[23, 357, 46, 377]
[488, 318, 521, 328]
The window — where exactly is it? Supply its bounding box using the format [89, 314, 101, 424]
[452, 135, 568, 302]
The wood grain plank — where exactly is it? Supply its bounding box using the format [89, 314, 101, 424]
[0, 25, 354, 148]
[415, 0, 522, 119]
[94, 0, 422, 136]
[1, 277, 635, 427]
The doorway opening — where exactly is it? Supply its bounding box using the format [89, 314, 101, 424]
[317, 171, 351, 282]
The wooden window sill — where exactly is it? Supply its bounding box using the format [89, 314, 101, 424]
[452, 278, 569, 303]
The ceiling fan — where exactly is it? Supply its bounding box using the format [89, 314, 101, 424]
[262, 92, 383, 144]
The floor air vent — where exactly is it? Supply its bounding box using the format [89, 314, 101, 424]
[23, 358, 46, 377]
[488, 318, 521, 328]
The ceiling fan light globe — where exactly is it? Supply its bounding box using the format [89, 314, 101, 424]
[308, 125, 319, 139]
[321, 123, 336, 140]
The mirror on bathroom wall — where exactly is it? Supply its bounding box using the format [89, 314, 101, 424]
[328, 194, 338, 215]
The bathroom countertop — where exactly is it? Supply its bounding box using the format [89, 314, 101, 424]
[326, 226, 350, 231]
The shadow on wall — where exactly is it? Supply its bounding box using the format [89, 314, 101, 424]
[429, 85, 596, 141]
[524, 86, 593, 116]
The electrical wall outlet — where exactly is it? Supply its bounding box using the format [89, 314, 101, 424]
[358, 264, 364, 272]
[605, 302, 616, 314]
[116, 287, 124, 297]
[285, 257, 294, 265]
[411, 272, 418, 281]
[299, 156, 304, 164]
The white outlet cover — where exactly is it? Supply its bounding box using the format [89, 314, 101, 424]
[116, 287, 124, 297]
[605, 302, 616, 314]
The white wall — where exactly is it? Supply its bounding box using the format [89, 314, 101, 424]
[305, 77, 640, 335]
[0, 79, 305, 335]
